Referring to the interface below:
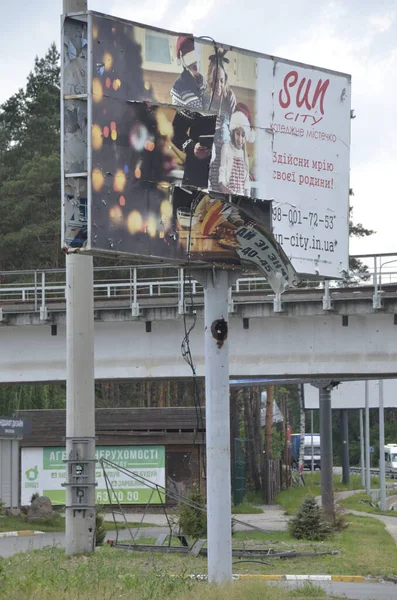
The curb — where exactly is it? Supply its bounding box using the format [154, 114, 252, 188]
[189, 574, 374, 583]
[0, 530, 45, 538]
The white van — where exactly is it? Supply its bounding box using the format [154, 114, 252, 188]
[384, 444, 397, 478]
[304, 434, 321, 470]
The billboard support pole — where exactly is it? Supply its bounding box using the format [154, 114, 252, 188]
[63, 0, 95, 557]
[65, 253, 96, 555]
[63, 0, 86, 11]
[365, 381, 371, 494]
[319, 385, 334, 521]
[379, 380, 387, 511]
[196, 268, 236, 584]
[359, 409, 365, 488]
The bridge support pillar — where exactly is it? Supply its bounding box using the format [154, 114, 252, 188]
[379, 380, 387, 511]
[196, 269, 238, 584]
[318, 384, 335, 521]
[365, 381, 371, 494]
[359, 409, 365, 487]
[340, 409, 350, 485]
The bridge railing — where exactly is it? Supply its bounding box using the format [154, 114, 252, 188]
[1, 253, 397, 317]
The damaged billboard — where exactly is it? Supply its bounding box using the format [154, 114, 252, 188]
[62, 12, 351, 282]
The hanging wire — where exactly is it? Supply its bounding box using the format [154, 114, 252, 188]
[179, 35, 224, 475]
[180, 189, 206, 477]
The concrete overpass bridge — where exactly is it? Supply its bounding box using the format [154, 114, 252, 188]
[1, 253, 397, 383]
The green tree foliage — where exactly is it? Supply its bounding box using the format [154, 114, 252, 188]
[178, 485, 207, 539]
[0, 383, 65, 415]
[288, 495, 331, 541]
[347, 189, 375, 280]
[0, 43, 62, 271]
[95, 509, 107, 546]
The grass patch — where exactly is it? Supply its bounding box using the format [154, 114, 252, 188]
[244, 490, 264, 505]
[275, 473, 380, 515]
[290, 582, 326, 597]
[232, 503, 263, 514]
[0, 513, 65, 533]
[233, 515, 397, 577]
[340, 492, 397, 517]
[103, 520, 157, 531]
[232, 491, 264, 514]
[117, 536, 157, 545]
[0, 514, 156, 533]
[0, 545, 348, 600]
[110, 516, 397, 578]
[0, 511, 395, 600]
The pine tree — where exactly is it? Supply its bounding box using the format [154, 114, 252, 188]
[288, 495, 331, 541]
[0, 44, 62, 271]
[178, 485, 207, 539]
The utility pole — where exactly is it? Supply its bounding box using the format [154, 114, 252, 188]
[365, 381, 371, 494]
[379, 380, 387, 511]
[63, 0, 96, 555]
[196, 269, 235, 584]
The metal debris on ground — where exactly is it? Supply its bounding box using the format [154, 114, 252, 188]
[100, 458, 339, 560]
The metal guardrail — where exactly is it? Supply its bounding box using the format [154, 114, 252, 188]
[350, 466, 397, 481]
[1, 253, 397, 320]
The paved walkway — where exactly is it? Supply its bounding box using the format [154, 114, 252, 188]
[233, 505, 289, 532]
[103, 504, 290, 533]
[318, 489, 397, 546]
[346, 509, 397, 545]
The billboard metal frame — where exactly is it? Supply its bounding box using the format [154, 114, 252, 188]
[61, 11, 351, 282]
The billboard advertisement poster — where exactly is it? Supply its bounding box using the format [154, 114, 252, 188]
[21, 446, 165, 505]
[61, 12, 351, 279]
[304, 380, 397, 410]
[265, 61, 351, 277]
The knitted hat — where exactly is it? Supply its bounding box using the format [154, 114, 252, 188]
[230, 108, 255, 143]
[176, 36, 196, 68]
[230, 110, 250, 132]
[235, 102, 252, 125]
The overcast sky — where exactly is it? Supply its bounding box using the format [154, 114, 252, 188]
[2, 0, 396, 260]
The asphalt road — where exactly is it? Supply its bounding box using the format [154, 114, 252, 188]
[274, 580, 397, 600]
[0, 526, 165, 558]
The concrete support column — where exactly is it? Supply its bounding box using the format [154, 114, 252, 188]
[379, 380, 387, 511]
[319, 385, 334, 521]
[365, 381, 371, 494]
[340, 409, 349, 485]
[65, 253, 96, 555]
[199, 269, 234, 583]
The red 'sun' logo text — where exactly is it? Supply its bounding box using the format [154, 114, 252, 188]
[279, 70, 330, 116]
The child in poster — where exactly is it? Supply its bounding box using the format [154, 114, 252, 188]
[218, 103, 254, 197]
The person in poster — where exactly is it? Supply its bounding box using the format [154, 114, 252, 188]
[170, 36, 206, 109]
[218, 103, 254, 197]
[170, 36, 214, 189]
[203, 50, 237, 192]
